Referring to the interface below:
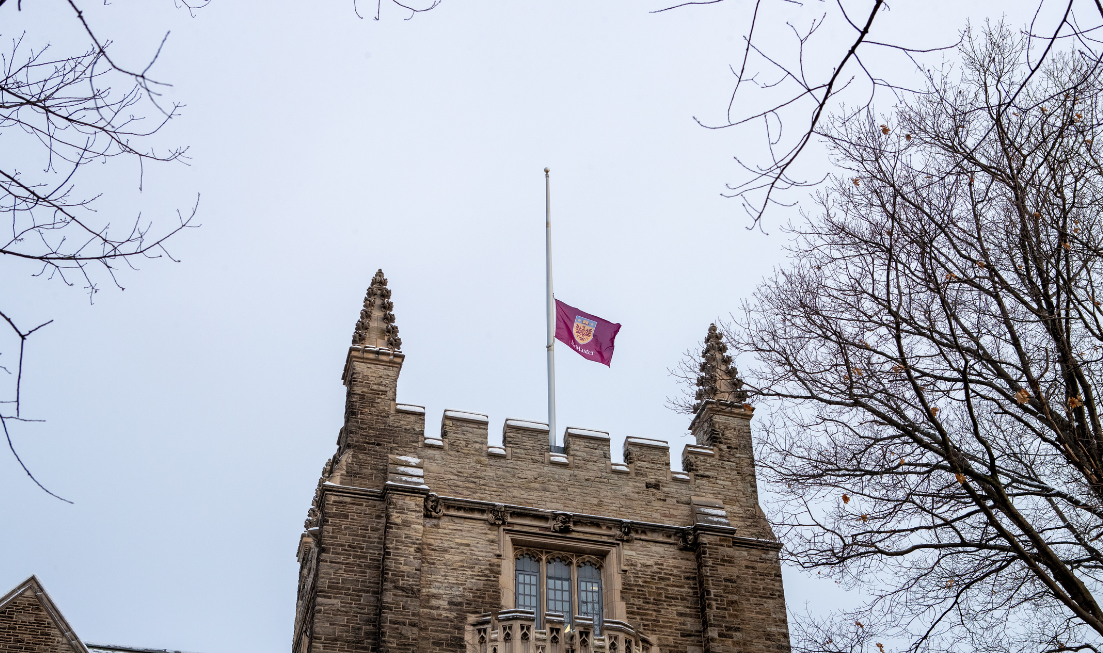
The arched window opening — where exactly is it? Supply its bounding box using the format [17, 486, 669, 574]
[546, 558, 572, 624]
[516, 554, 540, 624]
[577, 562, 603, 633]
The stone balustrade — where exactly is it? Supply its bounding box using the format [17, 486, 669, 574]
[471, 610, 654, 653]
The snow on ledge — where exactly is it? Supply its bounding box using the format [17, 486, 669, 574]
[610, 463, 630, 473]
[444, 409, 489, 423]
[625, 436, 670, 448]
[549, 454, 570, 465]
[385, 480, 429, 490]
[504, 419, 550, 432]
[697, 506, 728, 516]
[565, 427, 610, 440]
[396, 404, 426, 414]
[424, 437, 444, 448]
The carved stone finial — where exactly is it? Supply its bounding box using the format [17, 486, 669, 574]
[351, 269, 402, 350]
[692, 323, 747, 413]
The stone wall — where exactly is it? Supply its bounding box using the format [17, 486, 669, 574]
[301, 489, 386, 653]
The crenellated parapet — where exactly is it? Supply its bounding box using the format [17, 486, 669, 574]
[320, 398, 767, 538]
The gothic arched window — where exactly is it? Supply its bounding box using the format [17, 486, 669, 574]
[577, 562, 603, 633]
[546, 558, 572, 622]
[516, 554, 540, 619]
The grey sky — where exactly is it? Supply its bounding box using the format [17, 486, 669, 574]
[0, 0, 1048, 650]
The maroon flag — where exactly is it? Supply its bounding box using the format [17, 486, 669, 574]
[554, 299, 621, 366]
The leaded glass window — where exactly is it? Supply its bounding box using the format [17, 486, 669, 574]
[516, 555, 540, 620]
[513, 550, 608, 626]
[546, 558, 572, 623]
[578, 562, 603, 633]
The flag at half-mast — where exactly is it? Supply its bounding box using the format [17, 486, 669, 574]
[554, 299, 621, 366]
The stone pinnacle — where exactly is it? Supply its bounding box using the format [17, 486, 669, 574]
[693, 323, 747, 413]
[351, 269, 402, 350]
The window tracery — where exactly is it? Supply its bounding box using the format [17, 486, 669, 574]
[513, 549, 606, 633]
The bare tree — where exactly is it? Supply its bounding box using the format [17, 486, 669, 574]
[0, 1, 209, 501]
[651, 0, 1103, 227]
[673, 24, 1103, 653]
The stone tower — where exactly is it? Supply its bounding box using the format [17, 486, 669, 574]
[292, 273, 791, 653]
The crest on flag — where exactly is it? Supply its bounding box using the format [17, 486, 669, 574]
[573, 316, 597, 345]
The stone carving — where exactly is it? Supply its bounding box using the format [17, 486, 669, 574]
[424, 493, 444, 518]
[304, 453, 341, 530]
[304, 506, 319, 530]
[550, 512, 573, 533]
[351, 269, 402, 350]
[615, 520, 634, 542]
[487, 504, 509, 525]
[693, 323, 747, 413]
[679, 528, 699, 551]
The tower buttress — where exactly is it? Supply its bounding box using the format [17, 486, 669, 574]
[685, 323, 773, 539]
[328, 270, 421, 488]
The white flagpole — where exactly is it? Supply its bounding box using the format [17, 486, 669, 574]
[544, 167, 557, 451]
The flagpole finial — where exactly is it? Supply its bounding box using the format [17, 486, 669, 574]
[544, 167, 550, 175]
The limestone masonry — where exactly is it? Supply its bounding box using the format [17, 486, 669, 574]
[292, 270, 791, 653]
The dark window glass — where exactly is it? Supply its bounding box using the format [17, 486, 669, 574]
[546, 558, 572, 622]
[516, 555, 540, 621]
[578, 563, 603, 633]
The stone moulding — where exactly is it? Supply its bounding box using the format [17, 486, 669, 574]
[306, 483, 779, 550]
[341, 345, 404, 383]
[687, 399, 754, 434]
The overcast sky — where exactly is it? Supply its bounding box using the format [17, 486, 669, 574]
[0, 0, 1049, 650]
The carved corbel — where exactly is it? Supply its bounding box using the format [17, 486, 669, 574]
[424, 493, 444, 518]
[487, 503, 509, 525]
[551, 512, 574, 533]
